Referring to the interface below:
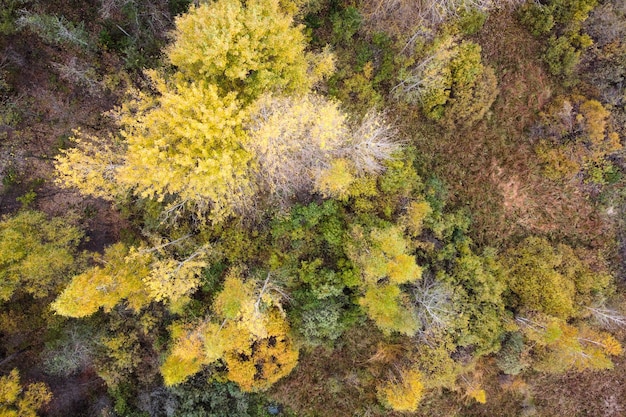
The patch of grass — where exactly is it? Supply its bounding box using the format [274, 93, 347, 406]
[2, 164, 20, 188]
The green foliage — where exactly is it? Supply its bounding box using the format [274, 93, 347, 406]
[503, 237, 611, 319]
[496, 332, 528, 375]
[95, 0, 191, 72]
[0, 99, 21, 128]
[297, 298, 349, 345]
[518, 4, 555, 35]
[16, 12, 92, 50]
[330, 6, 362, 44]
[543, 35, 583, 77]
[432, 240, 507, 355]
[42, 323, 95, 377]
[0, 211, 83, 302]
[395, 34, 498, 127]
[457, 8, 487, 35]
[518, 0, 598, 77]
[0, 0, 29, 35]
[93, 308, 165, 391]
[167, 376, 271, 417]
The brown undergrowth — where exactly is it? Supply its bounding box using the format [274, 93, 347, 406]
[269, 326, 413, 417]
[397, 10, 609, 249]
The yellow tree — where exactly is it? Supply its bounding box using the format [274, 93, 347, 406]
[346, 225, 422, 335]
[56, 0, 325, 222]
[0, 369, 52, 417]
[52, 243, 152, 317]
[536, 95, 621, 182]
[516, 314, 622, 373]
[0, 210, 83, 302]
[167, 0, 312, 101]
[377, 367, 425, 412]
[161, 270, 298, 391]
[246, 94, 398, 204]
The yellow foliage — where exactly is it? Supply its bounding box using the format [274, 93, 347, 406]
[377, 368, 424, 412]
[55, 130, 123, 200]
[0, 370, 51, 417]
[315, 158, 356, 198]
[53, 243, 152, 318]
[348, 225, 422, 285]
[467, 388, 487, 404]
[225, 331, 299, 392]
[0, 211, 83, 302]
[161, 323, 209, 386]
[307, 45, 336, 84]
[161, 353, 204, 387]
[387, 253, 422, 285]
[115, 76, 252, 222]
[142, 248, 208, 305]
[213, 272, 255, 320]
[504, 237, 577, 319]
[359, 285, 417, 336]
[404, 200, 432, 236]
[246, 93, 350, 199]
[167, 0, 311, 100]
[601, 334, 623, 356]
[536, 95, 622, 182]
[519, 315, 621, 373]
[0, 370, 20, 405]
[207, 321, 252, 358]
[161, 271, 297, 391]
[346, 225, 422, 335]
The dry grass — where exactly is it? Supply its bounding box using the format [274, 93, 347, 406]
[361, 0, 524, 40]
[269, 326, 412, 417]
[393, 10, 610, 248]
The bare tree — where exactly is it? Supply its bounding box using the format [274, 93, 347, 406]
[412, 274, 455, 337]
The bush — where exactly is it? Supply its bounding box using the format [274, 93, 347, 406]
[394, 35, 497, 127]
[518, 0, 598, 77]
[543, 34, 585, 76]
[496, 332, 528, 375]
[165, 376, 271, 417]
[43, 324, 96, 377]
[457, 8, 487, 35]
[518, 3, 554, 35]
[534, 95, 622, 183]
[16, 12, 92, 50]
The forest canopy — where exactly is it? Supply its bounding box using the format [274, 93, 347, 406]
[0, 0, 625, 415]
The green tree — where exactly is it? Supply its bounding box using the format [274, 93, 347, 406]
[394, 34, 498, 127]
[503, 237, 611, 319]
